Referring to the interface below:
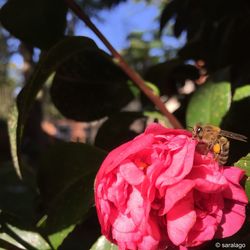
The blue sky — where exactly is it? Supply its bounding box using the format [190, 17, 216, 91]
[7, 0, 186, 70]
[75, 0, 160, 51]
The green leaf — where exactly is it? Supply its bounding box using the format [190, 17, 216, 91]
[90, 236, 118, 250]
[234, 154, 250, 200]
[233, 85, 250, 101]
[12, 36, 97, 178]
[7, 105, 20, 177]
[95, 112, 145, 151]
[186, 81, 231, 127]
[0, 223, 50, 250]
[0, 0, 67, 49]
[37, 142, 106, 249]
[0, 162, 37, 229]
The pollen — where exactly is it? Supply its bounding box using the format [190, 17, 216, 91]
[213, 143, 221, 154]
[134, 159, 148, 170]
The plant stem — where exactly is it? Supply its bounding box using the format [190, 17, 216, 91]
[65, 0, 183, 129]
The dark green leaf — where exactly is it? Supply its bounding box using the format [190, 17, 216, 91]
[90, 236, 118, 250]
[234, 154, 250, 200]
[0, 0, 67, 49]
[160, 0, 182, 33]
[50, 49, 133, 121]
[95, 112, 145, 151]
[59, 208, 100, 250]
[0, 162, 37, 229]
[13, 36, 97, 178]
[220, 96, 250, 164]
[37, 142, 106, 249]
[186, 81, 231, 127]
[144, 59, 199, 97]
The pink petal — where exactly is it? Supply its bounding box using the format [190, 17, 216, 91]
[223, 167, 246, 185]
[138, 235, 159, 250]
[186, 215, 217, 246]
[96, 133, 154, 181]
[145, 123, 192, 137]
[156, 138, 196, 186]
[113, 214, 136, 233]
[167, 191, 196, 246]
[120, 161, 145, 185]
[161, 180, 195, 215]
[215, 200, 246, 238]
[187, 165, 228, 193]
[127, 188, 145, 226]
[223, 181, 248, 203]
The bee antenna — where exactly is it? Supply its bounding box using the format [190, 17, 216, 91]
[187, 125, 193, 131]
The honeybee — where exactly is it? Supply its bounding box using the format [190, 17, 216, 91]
[192, 124, 247, 165]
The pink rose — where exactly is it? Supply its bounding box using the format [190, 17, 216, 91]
[94, 123, 248, 250]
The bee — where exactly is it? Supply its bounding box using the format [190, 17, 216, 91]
[192, 124, 247, 165]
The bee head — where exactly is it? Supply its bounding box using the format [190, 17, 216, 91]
[193, 124, 203, 140]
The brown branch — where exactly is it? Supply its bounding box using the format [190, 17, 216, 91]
[64, 0, 183, 129]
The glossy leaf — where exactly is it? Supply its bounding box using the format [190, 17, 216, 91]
[0, 223, 50, 250]
[0, 0, 67, 49]
[233, 85, 250, 101]
[186, 81, 231, 127]
[37, 142, 106, 249]
[50, 49, 133, 121]
[12, 36, 97, 178]
[90, 236, 118, 250]
[234, 154, 250, 200]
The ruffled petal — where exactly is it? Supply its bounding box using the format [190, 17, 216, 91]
[156, 138, 196, 186]
[188, 165, 228, 193]
[216, 200, 246, 238]
[167, 191, 196, 246]
[223, 166, 246, 185]
[120, 161, 145, 185]
[161, 180, 195, 215]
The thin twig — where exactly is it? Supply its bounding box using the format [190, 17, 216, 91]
[65, 0, 183, 129]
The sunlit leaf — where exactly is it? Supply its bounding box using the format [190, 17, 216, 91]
[90, 236, 118, 250]
[234, 154, 250, 200]
[233, 85, 250, 101]
[186, 81, 231, 127]
[0, 223, 50, 250]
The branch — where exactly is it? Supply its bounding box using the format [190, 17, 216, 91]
[64, 0, 183, 129]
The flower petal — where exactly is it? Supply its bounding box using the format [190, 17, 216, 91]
[215, 200, 246, 238]
[156, 138, 196, 186]
[167, 191, 196, 246]
[188, 165, 228, 193]
[120, 162, 145, 185]
[223, 166, 245, 185]
[161, 180, 195, 215]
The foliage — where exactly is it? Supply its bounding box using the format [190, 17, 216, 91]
[0, 0, 249, 249]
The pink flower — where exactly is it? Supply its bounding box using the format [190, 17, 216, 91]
[94, 123, 248, 250]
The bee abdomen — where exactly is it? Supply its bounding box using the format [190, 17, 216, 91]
[219, 138, 230, 165]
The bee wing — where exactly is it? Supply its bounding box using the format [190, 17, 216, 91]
[220, 130, 248, 142]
